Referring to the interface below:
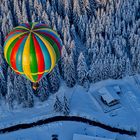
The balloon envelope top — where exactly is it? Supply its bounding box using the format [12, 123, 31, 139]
[4, 23, 62, 83]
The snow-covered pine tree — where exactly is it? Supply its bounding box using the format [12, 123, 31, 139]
[51, 0, 57, 12]
[29, 0, 34, 13]
[57, 0, 64, 16]
[77, 52, 89, 90]
[22, 0, 29, 23]
[89, 0, 96, 14]
[110, 56, 119, 79]
[137, 53, 140, 74]
[102, 56, 110, 80]
[34, 0, 43, 20]
[63, 95, 70, 116]
[89, 59, 101, 82]
[64, 54, 76, 87]
[73, 0, 81, 25]
[63, 0, 70, 17]
[14, 75, 27, 108]
[46, 0, 51, 15]
[59, 45, 68, 79]
[42, 10, 50, 25]
[2, 11, 14, 37]
[124, 58, 133, 76]
[68, 40, 77, 62]
[53, 95, 63, 113]
[70, 24, 76, 39]
[0, 45, 7, 96]
[37, 76, 49, 102]
[57, 16, 63, 36]
[25, 79, 34, 108]
[6, 75, 15, 109]
[13, 0, 22, 24]
[0, 67, 6, 97]
[48, 65, 60, 93]
[77, 15, 86, 41]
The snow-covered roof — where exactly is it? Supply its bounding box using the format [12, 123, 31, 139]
[101, 94, 116, 104]
[99, 86, 120, 104]
[73, 134, 114, 140]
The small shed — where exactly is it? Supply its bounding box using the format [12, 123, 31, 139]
[73, 134, 114, 140]
[113, 85, 121, 95]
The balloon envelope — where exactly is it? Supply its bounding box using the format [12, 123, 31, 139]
[4, 23, 62, 83]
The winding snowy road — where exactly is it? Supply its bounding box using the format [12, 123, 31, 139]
[0, 115, 136, 136]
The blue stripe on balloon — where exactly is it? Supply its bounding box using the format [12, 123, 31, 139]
[16, 36, 28, 72]
[35, 35, 51, 70]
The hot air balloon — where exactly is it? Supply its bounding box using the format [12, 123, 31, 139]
[4, 23, 62, 90]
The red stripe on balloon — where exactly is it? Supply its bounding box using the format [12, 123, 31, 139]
[32, 34, 45, 81]
[10, 35, 27, 73]
[36, 31, 62, 55]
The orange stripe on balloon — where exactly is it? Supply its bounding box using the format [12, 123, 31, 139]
[32, 34, 45, 81]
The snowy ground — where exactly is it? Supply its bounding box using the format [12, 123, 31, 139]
[0, 76, 140, 139]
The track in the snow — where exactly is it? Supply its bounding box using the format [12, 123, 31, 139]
[0, 116, 136, 136]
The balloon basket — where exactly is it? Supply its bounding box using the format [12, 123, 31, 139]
[32, 82, 39, 90]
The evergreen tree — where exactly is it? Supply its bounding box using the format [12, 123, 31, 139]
[6, 75, 15, 109]
[2, 11, 14, 37]
[14, 0, 22, 24]
[60, 45, 68, 79]
[14, 75, 27, 108]
[125, 58, 133, 76]
[37, 76, 49, 102]
[73, 0, 81, 25]
[54, 95, 63, 113]
[63, 95, 70, 116]
[22, 0, 29, 22]
[25, 80, 34, 108]
[42, 10, 50, 25]
[48, 65, 60, 93]
[57, 0, 64, 16]
[77, 52, 89, 90]
[0, 66, 6, 97]
[64, 54, 76, 87]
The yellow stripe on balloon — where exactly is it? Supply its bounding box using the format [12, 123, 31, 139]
[22, 33, 35, 83]
[4, 32, 27, 63]
[34, 32, 56, 72]
[11, 67, 50, 75]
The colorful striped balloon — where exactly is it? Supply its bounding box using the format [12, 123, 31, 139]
[4, 23, 62, 83]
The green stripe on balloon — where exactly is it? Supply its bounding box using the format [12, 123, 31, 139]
[29, 33, 38, 81]
[53, 43, 61, 63]
[14, 28, 28, 31]
[7, 38, 20, 66]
